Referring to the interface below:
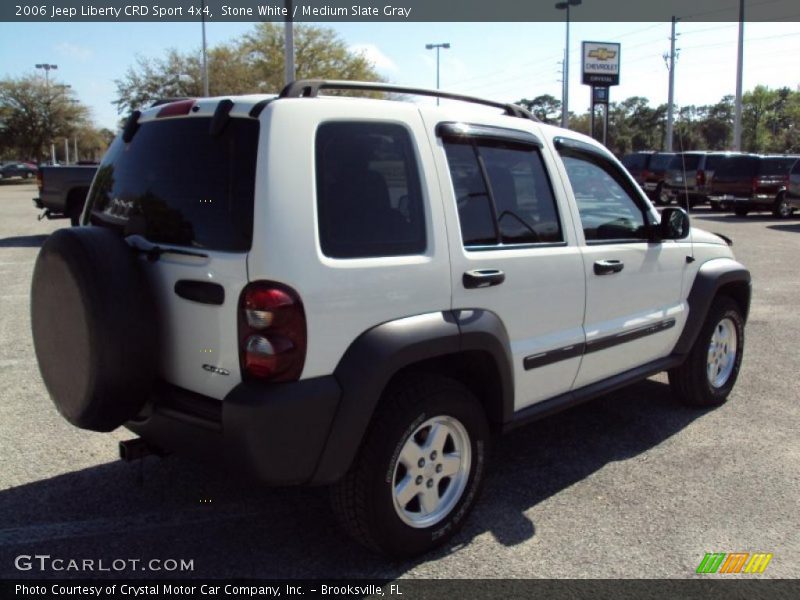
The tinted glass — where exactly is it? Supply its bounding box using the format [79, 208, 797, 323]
[670, 154, 702, 170]
[649, 153, 674, 171]
[759, 157, 798, 176]
[622, 154, 648, 170]
[704, 154, 732, 170]
[87, 117, 258, 252]
[715, 156, 758, 177]
[791, 160, 800, 175]
[562, 155, 648, 241]
[316, 122, 425, 258]
[444, 140, 562, 247]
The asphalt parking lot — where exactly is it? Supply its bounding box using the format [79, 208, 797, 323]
[0, 180, 797, 579]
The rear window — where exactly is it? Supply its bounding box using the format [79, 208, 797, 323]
[87, 117, 259, 252]
[621, 153, 648, 170]
[669, 154, 702, 170]
[759, 157, 798, 176]
[704, 154, 733, 170]
[649, 153, 674, 171]
[715, 156, 758, 177]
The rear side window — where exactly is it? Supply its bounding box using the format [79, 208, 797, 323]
[621, 154, 647, 170]
[442, 139, 562, 247]
[649, 153, 673, 171]
[316, 122, 425, 259]
[670, 154, 702, 170]
[716, 156, 758, 177]
[87, 117, 258, 252]
[759, 157, 797, 176]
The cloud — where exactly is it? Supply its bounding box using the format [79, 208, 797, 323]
[54, 42, 93, 62]
[350, 43, 397, 73]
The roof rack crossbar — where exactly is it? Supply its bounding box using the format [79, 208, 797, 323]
[279, 80, 538, 122]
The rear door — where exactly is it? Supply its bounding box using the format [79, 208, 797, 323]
[85, 113, 259, 399]
[423, 117, 586, 410]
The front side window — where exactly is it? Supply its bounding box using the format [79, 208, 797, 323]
[316, 122, 426, 258]
[443, 138, 562, 248]
[561, 154, 650, 242]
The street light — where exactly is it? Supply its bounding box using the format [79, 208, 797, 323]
[35, 63, 58, 88]
[425, 42, 450, 105]
[35, 64, 59, 164]
[555, 0, 581, 128]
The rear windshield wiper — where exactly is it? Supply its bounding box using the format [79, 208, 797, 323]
[126, 237, 208, 262]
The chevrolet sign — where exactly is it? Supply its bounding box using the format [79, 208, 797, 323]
[582, 41, 621, 86]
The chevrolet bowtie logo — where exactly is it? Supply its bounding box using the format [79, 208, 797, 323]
[589, 48, 617, 61]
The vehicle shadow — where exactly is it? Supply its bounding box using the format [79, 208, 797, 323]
[0, 379, 706, 579]
[0, 235, 48, 248]
[767, 223, 800, 234]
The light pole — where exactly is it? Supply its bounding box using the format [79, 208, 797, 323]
[35, 64, 58, 164]
[555, 0, 581, 128]
[425, 42, 450, 105]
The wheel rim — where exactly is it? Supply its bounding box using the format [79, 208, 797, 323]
[778, 198, 791, 217]
[707, 317, 738, 388]
[391, 415, 471, 529]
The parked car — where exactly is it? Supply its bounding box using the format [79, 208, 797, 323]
[663, 152, 707, 207]
[708, 154, 800, 217]
[30, 81, 751, 558]
[787, 159, 800, 212]
[0, 161, 37, 180]
[621, 151, 675, 204]
[32, 164, 98, 225]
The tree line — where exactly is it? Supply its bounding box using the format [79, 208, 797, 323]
[518, 87, 800, 156]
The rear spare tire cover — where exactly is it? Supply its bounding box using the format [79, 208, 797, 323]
[31, 227, 158, 431]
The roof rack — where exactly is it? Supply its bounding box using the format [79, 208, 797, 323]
[279, 80, 539, 122]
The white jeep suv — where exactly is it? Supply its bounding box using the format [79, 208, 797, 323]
[30, 80, 751, 557]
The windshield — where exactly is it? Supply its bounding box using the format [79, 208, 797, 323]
[86, 117, 259, 252]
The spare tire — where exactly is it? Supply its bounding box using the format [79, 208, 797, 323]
[31, 227, 158, 432]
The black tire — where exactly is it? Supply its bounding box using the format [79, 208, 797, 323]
[773, 193, 793, 219]
[31, 227, 159, 431]
[669, 296, 745, 407]
[331, 374, 490, 558]
[709, 201, 721, 212]
[734, 206, 749, 217]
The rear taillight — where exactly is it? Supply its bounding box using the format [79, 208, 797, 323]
[751, 177, 760, 193]
[696, 170, 706, 186]
[238, 282, 306, 382]
[642, 169, 652, 180]
[36, 169, 43, 191]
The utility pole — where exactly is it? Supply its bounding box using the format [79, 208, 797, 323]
[665, 16, 678, 152]
[284, 0, 295, 85]
[733, 0, 744, 150]
[555, 1, 582, 129]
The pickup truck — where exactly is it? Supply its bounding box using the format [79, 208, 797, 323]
[33, 164, 97, 226]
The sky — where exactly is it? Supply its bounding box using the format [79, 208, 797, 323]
[0, 18, 798, 130]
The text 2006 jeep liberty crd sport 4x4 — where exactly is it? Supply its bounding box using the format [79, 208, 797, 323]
[30, 81, 751, 557]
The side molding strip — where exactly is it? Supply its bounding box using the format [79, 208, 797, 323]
[523, 319, 676, 371]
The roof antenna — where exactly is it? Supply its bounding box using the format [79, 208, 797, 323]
[677, 126, 695, 263]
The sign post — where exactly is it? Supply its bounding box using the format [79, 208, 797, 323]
[581, 41, 621, 147]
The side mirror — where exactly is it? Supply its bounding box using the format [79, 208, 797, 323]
[659, 207, 691, 240]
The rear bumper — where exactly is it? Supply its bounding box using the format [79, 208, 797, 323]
[708, 194, 775, 208]
[126, 377, 341, 485]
